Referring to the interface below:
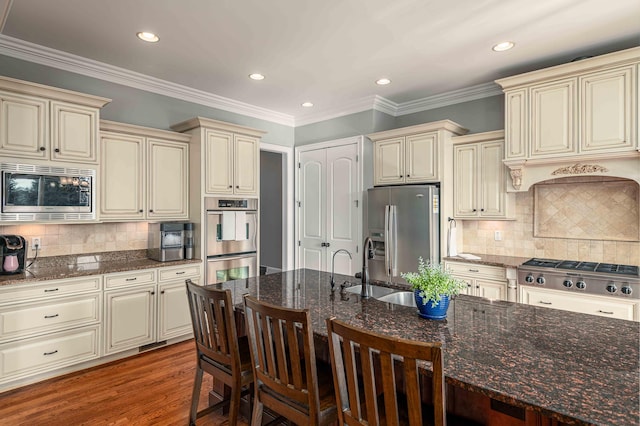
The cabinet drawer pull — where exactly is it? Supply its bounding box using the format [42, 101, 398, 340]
[597, 310, 614, 315]
[44, 288, 59, 293]
[44, 314, 59, 319]
[468, 269, 479, 272]
[175, 271, 185, 275]
[125, 277, 137, 282]
[43, 350, 58, 356]
[538, 301, 552, 305]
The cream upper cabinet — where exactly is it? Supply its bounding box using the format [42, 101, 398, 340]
[0, 91, 48, 158]
[368, 120, 468, 187]
[100, 121, 190, 221]
[530, 78, 576, 158]
[580, 66, 634, 152]
[204, 130, 259, 195]
[0, 76, 110, 164]
[171, 117, 266, 198]
[452, 131, 513, 219]
[496, 47, 639, 162]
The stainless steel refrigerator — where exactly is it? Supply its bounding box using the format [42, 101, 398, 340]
[366, 185, 440, 284]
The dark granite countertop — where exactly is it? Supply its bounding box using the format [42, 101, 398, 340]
[443, 254, 530, 269]
[0, 250, 202, 286]
[215, 269, 639, 426]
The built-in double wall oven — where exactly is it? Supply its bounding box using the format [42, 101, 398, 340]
[205, 197, 258, 284]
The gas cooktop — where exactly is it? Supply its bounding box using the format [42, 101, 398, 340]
[521, 258, 639, 277]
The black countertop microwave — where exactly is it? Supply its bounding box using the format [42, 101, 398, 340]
[1, 162, 96, 221]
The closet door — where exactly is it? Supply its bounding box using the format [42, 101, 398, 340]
[298, 149, 326, 272]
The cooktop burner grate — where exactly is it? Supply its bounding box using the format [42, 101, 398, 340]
[521, 258, 639, 277]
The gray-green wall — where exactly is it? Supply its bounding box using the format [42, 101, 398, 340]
[0, 54, 295, 146]
[1, 53, 504, 148]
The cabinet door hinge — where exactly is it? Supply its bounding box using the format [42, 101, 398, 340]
[356, 245, 359, 253]
[298, 241, 301, 247]
[298, 162, 301, 169]
[356, 154, 359, 162]
[298, 201, 302, 207]
[355, 200, 359, 208]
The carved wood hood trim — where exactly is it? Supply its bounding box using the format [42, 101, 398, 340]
[503, 151, 640, 192]
[551, 163, 609, 175]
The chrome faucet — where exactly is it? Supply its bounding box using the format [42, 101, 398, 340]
[361, 237, 374, 298]
[331, 249, 352, 291]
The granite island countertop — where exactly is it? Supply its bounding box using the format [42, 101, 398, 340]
[0, 250, 202, 286]
[215, 268, 639, 426]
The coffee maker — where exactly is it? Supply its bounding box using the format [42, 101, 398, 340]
[0, 235, 27, 275]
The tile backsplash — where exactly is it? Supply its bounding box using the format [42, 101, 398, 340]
[461, 178, 640, 265]
[0, 222, 149, 258]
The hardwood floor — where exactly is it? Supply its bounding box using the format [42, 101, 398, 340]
[0, 340, 250, 425]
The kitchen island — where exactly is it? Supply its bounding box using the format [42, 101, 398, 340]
[216, 268, 639, 426]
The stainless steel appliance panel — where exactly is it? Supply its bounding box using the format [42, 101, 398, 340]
[206, 211, 258, 256]
[207, 253, 257, 284]
[366, 185, 440, 284]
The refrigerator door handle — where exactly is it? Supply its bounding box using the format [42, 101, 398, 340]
[390, 205, 398, 277]
[384, 205, 390, 276]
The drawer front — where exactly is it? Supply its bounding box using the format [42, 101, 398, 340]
[0, 294, 101, 343]
[445, 261, 505, 281]
[0, 277, 101, 304]
[0, 325, 100, 382]
[158, 264, 201, 283]
[519, 287, 639, 321]
[104, 269, 156, 289]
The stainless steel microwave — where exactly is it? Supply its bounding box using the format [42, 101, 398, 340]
[1, 162, 96, 221]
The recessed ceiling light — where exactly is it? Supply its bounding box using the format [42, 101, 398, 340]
[376, 78, 391, 85]
[136, 32, 159, 43]
[249, 73, 265, 80]
[301, 102, 314, 108]
[492, 41, 515, 52]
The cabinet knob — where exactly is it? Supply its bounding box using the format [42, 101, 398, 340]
[236, 185, 239, 189]
[54, 148, 60, 153]
[472, 209, 477, 212]
[151, 291, 155, 295]
[149, 209, 154, 213]
[407, 174, 410, 177]
[39, 147, 46, 151]
[161, 290, 165, 294]
[399, 175, 403, 178]
[139, 209, 143, 213]
[480, 208, 485, 212]
[228, 185, 232, 188]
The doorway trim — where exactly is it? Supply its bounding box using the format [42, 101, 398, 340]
[260, 142, 295, 271]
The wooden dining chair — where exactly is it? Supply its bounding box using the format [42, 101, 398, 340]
[243, 295, 338, 426]
[326, 316, 449, 426]
[185, 279, 253, 426]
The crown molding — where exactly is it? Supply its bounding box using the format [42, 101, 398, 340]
[395, 82, 503, 116]
[0, 34, 296, 127]
[0, 34, 503, 129]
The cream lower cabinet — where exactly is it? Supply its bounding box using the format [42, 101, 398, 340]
[519, 286, 639, 321]
[100, 120, 190, 221]
[157, 265, 201, 341]
[0, 276, 102, 387]
[444, 261, 508, 301]
[452, 131, 513, 219]
[104, 264, 200, 355]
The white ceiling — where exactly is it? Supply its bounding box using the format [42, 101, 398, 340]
[1, 0, 639, 126]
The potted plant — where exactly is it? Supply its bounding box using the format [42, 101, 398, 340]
[401, 257, 466, 319]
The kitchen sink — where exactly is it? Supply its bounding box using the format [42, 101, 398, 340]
[343, 284, 395, 298]
[376, 291, 417, 308]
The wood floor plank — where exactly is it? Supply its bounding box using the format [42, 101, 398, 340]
[0, 340, 250, 425]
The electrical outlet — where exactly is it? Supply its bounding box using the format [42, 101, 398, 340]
[32, 237, 41, 250]
[494, 231, 502, 241]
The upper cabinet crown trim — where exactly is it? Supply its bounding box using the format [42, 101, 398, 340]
[100, 120, 191, 143]
[452, 130, 505, 145]
[366, 119, 468, 141]
[496, 46, 640, 89]
[170, 116, 266, 137]
[0, 75, 111, 108]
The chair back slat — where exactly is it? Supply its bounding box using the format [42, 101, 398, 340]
[244, 295, 321, 417]
[185, 280, 240, 370]
[326, 317, 446, 426]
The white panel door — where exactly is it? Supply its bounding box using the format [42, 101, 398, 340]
[298, 149, 326, 271]
[326, 144, 358, 276]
